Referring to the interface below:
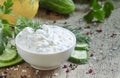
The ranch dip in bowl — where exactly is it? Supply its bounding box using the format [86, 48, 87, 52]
[15, 24, 76, 70]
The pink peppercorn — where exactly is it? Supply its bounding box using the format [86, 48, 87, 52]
[63, 65, 67, 68]
[96, 29, 102, 33]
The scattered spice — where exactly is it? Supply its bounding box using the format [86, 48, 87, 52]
[111, 69, 114, 71]
[69, 64, 72, 67]
[63, 65, 68, 68]
[88, 69, 93, 73]
[96, 29, 102, 33]
[112, 47, 118, 51]
[86, 68, 93, 74]
[84, 26, 90, 29]
[21, 75, 27, 78]
[66, 68, 70, 73]
[53, 73, 59, 76]
[14, 68, 18, 71]
[111, 33, 117, 38]
[63, 63, 78, 73]
[53, 20, 56, 23]
[101, 44, 104, 47]
[6, 68, 9, 71]
[27, 75, 31, 78]
[64, 22, 67, 24]
[22, 69, 27, 73]
[86, 32, 91, 35]
[90, 53, 94, 57]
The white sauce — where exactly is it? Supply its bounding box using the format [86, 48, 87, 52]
[17, 25, 75, 54]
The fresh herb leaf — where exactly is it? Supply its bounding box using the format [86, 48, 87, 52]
[2, 25, 12, 38]
[0, 0, 13, 55]
[84, 0, 114, 23]
[63, 26, 90, 44]
[94, 10, 105, 22]
[14, 16, 40, 35]
[90, 0, 102, 10]
[2, 0, 13, 14]
[103, 2, 114, 18]
[0, 43, 5, 55]
[0, 32, 5, 55]
[0, 6, 4, 13]
[84, 10, 94, 23]
[1, 19, 11, 24]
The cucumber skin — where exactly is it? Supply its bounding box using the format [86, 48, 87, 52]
[68, 51, 88, 64]
[0, 49, 17, 63]
[0, 54, 23, 68]
[40, 0, 75, 14]
[75, 46, 89, 51]
[68, 56, 88, 64]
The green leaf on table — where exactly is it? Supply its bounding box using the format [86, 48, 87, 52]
[2, 19, 11, 24]
[84, 10, 94, 23]
[94, 10, 105, 22]
[0, 6, 4, 13]
[84, 0, 114, 23]
[103, 1, 114, 18]
[0, 42, 5, 55]
[0, 0, 13, 14]
[2, 25, 12, 38]
[14, 17, 40, 35]
[0, 32, 5, 55]
[90, 0, 102, 10]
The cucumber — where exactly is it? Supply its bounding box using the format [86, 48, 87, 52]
[0, 48, 17, 62]
[0, 54, 23, 68]
[40, 0, 75, 14]
[75, 43, 89, 51]
[68, 50, 88, 64]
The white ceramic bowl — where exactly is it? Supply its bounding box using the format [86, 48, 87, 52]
[15, 26, 76, 70]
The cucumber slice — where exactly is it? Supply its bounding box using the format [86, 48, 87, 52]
[0, 48, 17, 62]
[75, 43, 89, 51]
[0, 54, 23, 68]
[68, 50, 88, 64]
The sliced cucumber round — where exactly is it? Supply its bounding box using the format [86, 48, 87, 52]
[68, 50, 88, 64]
[0, 54, 23, 68]
[75, 43, 89, 51]
[0, 48, 17, 62]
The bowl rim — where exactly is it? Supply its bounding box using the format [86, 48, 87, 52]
[15, 25, 76, 55]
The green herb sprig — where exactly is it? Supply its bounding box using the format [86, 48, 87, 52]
[84, 0, 114, 23]
[0, 0, 40, 55]
[0, 0, 13, 14]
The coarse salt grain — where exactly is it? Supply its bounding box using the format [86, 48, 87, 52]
[22, 69, 27, 72]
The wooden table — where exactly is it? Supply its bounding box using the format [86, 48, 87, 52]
[1, 3, 120, 78]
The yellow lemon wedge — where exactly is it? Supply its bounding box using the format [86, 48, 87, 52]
[0, 0, 39, 23]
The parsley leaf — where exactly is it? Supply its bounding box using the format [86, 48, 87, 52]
[84, 11, 94, 23]
[103, 2, 114, 18]
[14, 16, 40, 35]
[0, 0, 13, 55]
[90, 0, 102, 10]
[84, 0, 114, 23]
[94, 10, 105, 22]
[1, 0, 13, 14]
